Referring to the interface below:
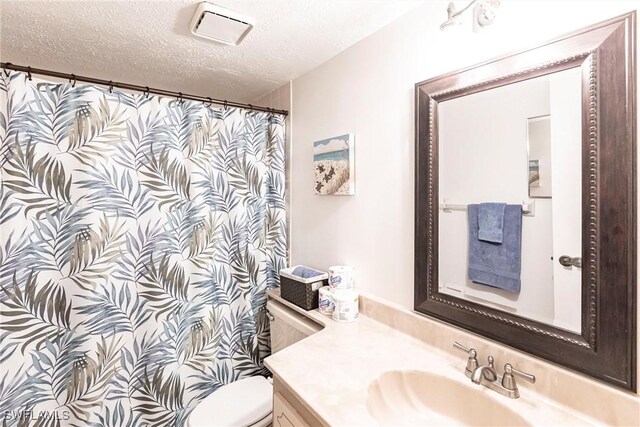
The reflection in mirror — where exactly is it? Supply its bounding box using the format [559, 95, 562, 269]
[527, 116, 551, 198]
[437, 67, 582, 333]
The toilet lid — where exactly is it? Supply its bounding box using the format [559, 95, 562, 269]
[190, 376, 273, 427]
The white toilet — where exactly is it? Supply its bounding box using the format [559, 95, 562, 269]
[188, 299, 322, 427]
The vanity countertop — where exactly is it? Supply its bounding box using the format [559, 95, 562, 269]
[263, 289, 603, 426]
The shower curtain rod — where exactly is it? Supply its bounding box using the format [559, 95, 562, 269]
[0, 62, 289, 116]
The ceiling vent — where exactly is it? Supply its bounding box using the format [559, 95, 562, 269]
[190, 2, 255, 46]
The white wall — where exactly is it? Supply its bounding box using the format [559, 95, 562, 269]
[290, 0, 639, 308]
[437, 75, 555, 324]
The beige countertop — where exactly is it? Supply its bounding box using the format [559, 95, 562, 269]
[264, 289, 602, 426]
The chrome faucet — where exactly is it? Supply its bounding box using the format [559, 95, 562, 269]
[453, 342, 535, 399]
[470, 355, 497, 384]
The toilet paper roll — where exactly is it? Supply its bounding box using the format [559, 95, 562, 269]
[332, 289, 359, 322]
[328, 265, 354, 289]
[318, 286, 335, 316]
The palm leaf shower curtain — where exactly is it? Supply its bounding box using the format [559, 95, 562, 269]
[0, 71, 287, 426]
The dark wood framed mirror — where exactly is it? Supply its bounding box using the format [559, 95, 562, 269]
[415, 12, 636, 391]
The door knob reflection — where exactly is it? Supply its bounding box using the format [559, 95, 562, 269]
[559, 255, 582, 268]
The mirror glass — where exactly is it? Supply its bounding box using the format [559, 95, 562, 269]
[437, 67, 582, 333]
[528, 116, 551, 198]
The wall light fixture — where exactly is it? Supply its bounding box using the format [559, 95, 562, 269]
[440, 0, 501, 32]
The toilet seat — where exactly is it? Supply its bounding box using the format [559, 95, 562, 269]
[189, 376, 273, 427]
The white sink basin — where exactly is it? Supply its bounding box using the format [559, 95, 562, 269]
[366, 370, 531, 426]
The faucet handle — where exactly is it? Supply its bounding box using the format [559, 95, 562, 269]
[502, 363, 536, 391]
[453, 342, 478, 376]
[486, 355, 495, 367]
[453, 341, 474, 354]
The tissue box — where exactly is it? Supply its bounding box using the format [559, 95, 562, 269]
[279, 266, 328, 310]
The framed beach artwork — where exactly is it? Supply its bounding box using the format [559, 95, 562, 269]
[313, 134, 355, 195]
[528, 160, 540, 187]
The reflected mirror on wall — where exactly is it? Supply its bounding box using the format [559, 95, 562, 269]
[438, 66, 582, 333]
[528, 116, 552, 198]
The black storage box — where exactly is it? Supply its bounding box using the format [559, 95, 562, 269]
[279, 266, 328, 310]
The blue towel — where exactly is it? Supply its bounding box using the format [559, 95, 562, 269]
[478, 203, 506, 243]
[468, 204, 522, 293]
[291, 266, 323, 279]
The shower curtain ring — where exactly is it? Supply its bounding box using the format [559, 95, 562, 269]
[3, 63, 11, 77]
[27, 66, 32, 81]
[108, 81, 114, 93]
[178, 92, 183, 104]
[223, 100, 228, 110]
[144, 86, 150, 98]
[70, 74, 76, 87]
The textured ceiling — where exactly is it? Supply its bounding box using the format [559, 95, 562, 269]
[0, 0, 423, 102]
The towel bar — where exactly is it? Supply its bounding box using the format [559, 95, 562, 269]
[439, 200, 535, 217]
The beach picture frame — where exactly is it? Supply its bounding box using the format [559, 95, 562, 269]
[313, 134, 355, 195]
[528, 159, 540, 187]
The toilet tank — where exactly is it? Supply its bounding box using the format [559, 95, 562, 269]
[267, 299, 322, 353]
